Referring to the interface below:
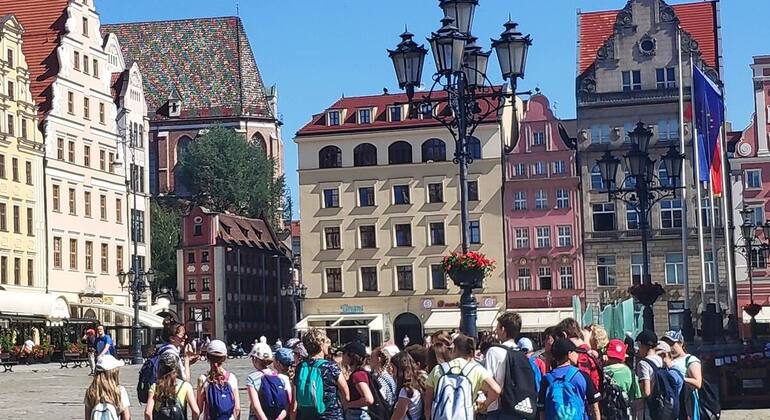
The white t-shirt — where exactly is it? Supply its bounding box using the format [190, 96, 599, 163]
[119, 385, 130, 410]
[672, 354, 700, 377]
[197, 371, 239, 420]
[636, 354, 663, 390]
[23, 340, 34, 351]
[483, 339, 517, 412]
[398, 387, 423, 419]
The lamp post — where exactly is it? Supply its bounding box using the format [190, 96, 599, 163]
[281, 274, 307, 339]
[736, 206, 769, 341]
[596, 122, 684, 332]
[388, 0, 531, 338]
[118, 267, 154, 364]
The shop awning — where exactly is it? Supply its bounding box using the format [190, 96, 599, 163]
[423, 308, 500, 331]
[71, 302, 165, 329]
[0, 291, 69, 319]
[296, 314, 385, 332]
[515, 308, 574, 333]
[743, 307, 770, 324]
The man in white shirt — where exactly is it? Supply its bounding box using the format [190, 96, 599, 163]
[484, 312, 535, 419]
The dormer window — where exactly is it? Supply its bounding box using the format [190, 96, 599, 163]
[389, 106, 402, 122]
[167, 87, 182, 118]
[419, 102, 434, 119]
[327, 110, 341, 126]
[358, 108, 372, 124]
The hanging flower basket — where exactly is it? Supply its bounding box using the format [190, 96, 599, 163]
[628, 283, 665, 306]
[744, 302, 763, 318]
[443, 251, 495, 289]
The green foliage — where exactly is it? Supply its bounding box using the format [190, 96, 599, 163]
[282, 187, 294, 225]
[150, 200, 181, 291]
[177, 127, 284, 222]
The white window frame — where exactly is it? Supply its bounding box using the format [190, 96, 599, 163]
[536, 226, 551, 249]
[538, 266, 552, 290]
[559, 266, 574, 289]
[631, 254, 643, 285]
[656, 67, 677, 89]
[597, 255, 617, 286]
[626, 204, 640, 230]
[535, 189, 548, 209]
[388, 105, 402, 122]
[532, 161, 547, 176]
[665, 253, 685, 285]
[359, 266, 379, 292]
[357, 186, 375, 207]
[357, 108, 372, 124]
[324, 267, 343, 293]
[622, 70, 641, 91]
[513, 191, 527, 210]
[395, 264, 414, 291]
[658, 119, 680, 142]
[556, 189, 570, 209]
[746, 169, 762, 190]
[517, 267, 531, 291]
[557, 225, 572, 248]
[469, 220, 481, 244]
[532, 131, 545, 146]
[661, 199, 683, 229]
[515, 227, 529, 249]
[705, 251, 715, 284]
[514, 163, 526, 177]
[327, 110, 341, 126]
[591, 124, 610, 144]
[553, 160, 566, 174]
[430, 264, 447, 290]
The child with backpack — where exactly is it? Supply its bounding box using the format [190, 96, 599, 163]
[196, 340, 240, 420]
[556, 319, 603, 392]
[635, 332, 677, 420]
[424, 334, 501, 420]
[84, 355, 131, 420]
[246, 340, 291, 420]
[537, 338, 601, 420]
[661, 330, 720, 420]
[601, 339, 641, 420]
[145, 351, 200, 420]
[295, 328, 350, 420]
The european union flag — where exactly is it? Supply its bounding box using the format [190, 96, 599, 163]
[692, 66, 724, 194]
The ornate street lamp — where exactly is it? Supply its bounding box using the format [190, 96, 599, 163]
[118, 266, 155, 364]
[597, 122, 683, 332]
[388, 3, 531, 338]
[736, 206, 768, 341]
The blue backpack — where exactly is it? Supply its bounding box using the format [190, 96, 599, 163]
[137, 344, 177, 404]
[529, 356, 543, 393]
[206, 374, 236, 420]
[259, 373, 289, 419]
[544, 367, 585, 420]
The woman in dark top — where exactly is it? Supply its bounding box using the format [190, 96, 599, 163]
[343, 341, 374, 420]
[296, 329, 349, 420]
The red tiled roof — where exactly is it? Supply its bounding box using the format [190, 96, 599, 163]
[578, 1, 718, 75]
[110, 72, 125, 105]
[296, 89, 501, 137]
[0, 0, 69, 122]
[214, 211, 287, 254]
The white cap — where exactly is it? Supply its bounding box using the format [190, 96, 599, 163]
[517, 337, 534, 352]
[655, 341, 672, 354]
[250, 336, 273, 360]
[95, 355, 125, 372]
[207, 339, 228, 357]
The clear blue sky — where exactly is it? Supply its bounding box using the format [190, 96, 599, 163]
[99, 0, 763, 219]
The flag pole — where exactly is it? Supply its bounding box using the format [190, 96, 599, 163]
[718, 87, 738, 320]
[691, 55, 709, 303]
[708, 183, 720, 312]
[677, 27, 692, 322]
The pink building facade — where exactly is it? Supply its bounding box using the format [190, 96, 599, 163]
[504, 94, 584, 313]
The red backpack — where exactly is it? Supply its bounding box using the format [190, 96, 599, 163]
[575, 346, 603, 390]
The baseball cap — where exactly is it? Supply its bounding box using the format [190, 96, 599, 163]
[606, 339, 628, 360]
[517, 337, 534, 352]
[551, 338, 577, 359]
[285, 338, 300, 349]
[95, 355, 124, 372]
[250, 336, 274, 361]
[207, 339, 228, 357]
[343, 341, 367, 358]
[159, 349, 180, 370]
[655, 341, 672, 355]
[635, 330, 657, 347]
[274, 348, 294, 366]
[661, 330, 684, 344]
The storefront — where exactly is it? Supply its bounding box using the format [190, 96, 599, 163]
[296, 313, 385, 348]
[71, 302, 165, 349]
[423, 308, 501, 332]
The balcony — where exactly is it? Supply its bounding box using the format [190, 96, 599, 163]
[578, 88, 685, 108]
[506, 289, 583, 309]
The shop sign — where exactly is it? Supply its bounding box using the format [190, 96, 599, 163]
[340, 304, 364, 314]
[434, 296, 498, 309]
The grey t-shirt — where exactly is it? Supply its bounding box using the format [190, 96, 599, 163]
[636, 354, 663, 389]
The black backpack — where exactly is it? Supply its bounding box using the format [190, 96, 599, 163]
[641, 358, 677, 420]
[362, 370, 392, 420]
[490, 344, 538, 419]
[600, 369, 632, 420]
[154, 383, 186, 420]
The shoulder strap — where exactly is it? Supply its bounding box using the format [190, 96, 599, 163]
[565, 366, 580, 382]
[439, 362, 451, 376]
[460, 360, 478, 377]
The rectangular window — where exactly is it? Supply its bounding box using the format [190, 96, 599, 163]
[429, 222, 446, 246]
[627, 204, 640, 230]
[85, 241, 93, 271]
[665, 253, 685, 285]
[395, 224, 412, 247]
[26, 258, 33, 286]
[752, 248, 767, 269]
[323, 188, 339, 208]
[52, 185, 60, 211]
[467, 181, 479, 202]
[396, 265, 414, 291]
[99, 102, 105, 124]
[69, 238, 78, 270]
[82, 17, 89, 36]
[705, 251, 715, 284]
[13, 258, 19, 285]
[0, 203, 5, 231]
[100, 243, 108, 273]
[389, 106, 402, 122]
[53, 237, 62, 269]
[514, 163, 526, 177]
[324, 227, 341, 250]
[68, 141, 75, 162]
[188, 278, 197, 292]
[513, 191, 527, 210]
[668, 301, 685, 331]
[361, 267, 378, 292]
[56, 138, 64, 160]
[535, 190, 548, 209]
[539, 266, 552, 290]
[557, 225, 572, 247]
[26, 208, 33, 236]
[6, 113, 13, 136]
[93, 59, 99, 79]
[73, 51, 80, 70]
[83, 55, 89, 75]
[84, 145, 91, 167]
[560, 266, 574, 289]
[358, 109, 371, 124]
[553, 160, 566, 174]
[108, 152, 115, 172]
[746, 169, 762, 189]
[658, 119, 680, 142]
[469, 220, 481, 244]
[532, 161, 547, 176]
[202, 277, 211, 291]
[393, 185, 410, 205]
[0, 154, 4, 178]
[656, 67, 677, 89]
[83, 97, 90, 119]
[428, 183, 443, 203]
[201, 251, 209, 263]
[517, 267, 531, 291]
[597, 255, 617, 286]
[591, 125, 610, 144]
[325, 268, 342, 293]
[430, 264, 447, 290]
[358, 186, 375, 207]
[536, 226, 551, 248]
[11, 205, 19, 233]
[0, 256, 5, 284]
[631, 254, 644, 285]
[6, 48, 12, 68]
[622, 70, 641, 91]
[593, 203, 616, 231]
[99, 150, 106, 170]
[11, 158, 17, 182]
[116, 245, 123, 273]
[25, 161, 31, 185]
[82, 191, 91, 217]
[68, 188, 76, 215]
[661, 199, 683, 228]
[68, 91, 74, 114]
[556, 189, 570, 209]
[21, 118, 27, 139]
[187, 252, 195, 264]
[327, 110, 341, 126]
[515, 227, 529, 249]
[193, 221, 202, 236]
[532, 131, 545, 146]
[6, 81, 13, 101]
[131, 209, 145, 243]
[115, 198, 122, 223]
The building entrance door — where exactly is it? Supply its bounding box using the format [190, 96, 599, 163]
[393, 312, 422, 349]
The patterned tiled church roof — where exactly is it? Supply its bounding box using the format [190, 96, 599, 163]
[103, 17, 273, 121]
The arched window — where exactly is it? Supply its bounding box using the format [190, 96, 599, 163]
[389, 141, 413, 165]
[658, 165, 678, 187]
[590, 165, 605, 190]
[353, 143, 378, 167]
[176, 136, 192, 163]
[318, 145, 342, 168]
[467, 137, 482, 160]
[421, 138, 446, 162]
[253, 132, 268, 155]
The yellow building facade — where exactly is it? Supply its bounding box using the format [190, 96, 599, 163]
[0, 15, 45, 292]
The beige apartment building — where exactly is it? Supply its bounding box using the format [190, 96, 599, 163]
[296, 92, 509, 347]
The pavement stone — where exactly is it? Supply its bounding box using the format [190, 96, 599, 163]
[0, 358, 766, 419]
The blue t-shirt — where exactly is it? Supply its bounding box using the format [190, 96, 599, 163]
[96, 334, 113, 355]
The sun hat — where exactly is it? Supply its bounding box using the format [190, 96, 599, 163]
[207, 339, 228, 357]
[661, 330, 684, 344]
[655, 341, 672, 355]
[517, 337, 534, 352]
[95, 355, 124, 372]
[606, 339, 628, 360]
[250, 336, 273, 360]
[275, 348, 294, 366]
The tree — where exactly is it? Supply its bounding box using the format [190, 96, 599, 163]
[177, 127, 284, 223]
[150, 200, 181, 292]
[282, 187, 294, 225]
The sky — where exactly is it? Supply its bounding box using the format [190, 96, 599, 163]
[98, 0, 765, 219]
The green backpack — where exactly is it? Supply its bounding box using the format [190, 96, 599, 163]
[296, 359, 327, 415]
